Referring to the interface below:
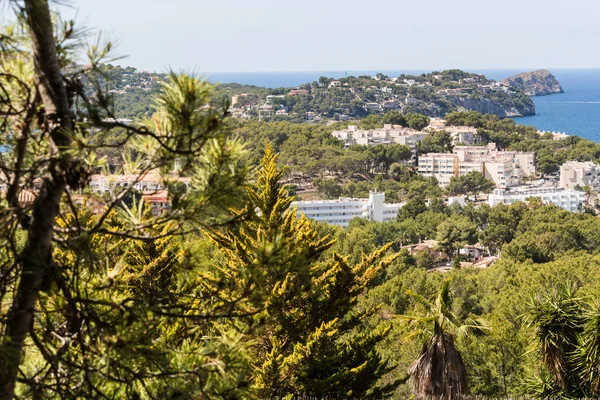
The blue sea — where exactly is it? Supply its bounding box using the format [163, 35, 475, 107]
[206, 69, 600, 143]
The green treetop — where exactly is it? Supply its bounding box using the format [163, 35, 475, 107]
[208, 143, 402, 398]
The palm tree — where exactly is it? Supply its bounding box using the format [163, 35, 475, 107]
[524, 282, 584, 398]
[400, 279, 488, 399]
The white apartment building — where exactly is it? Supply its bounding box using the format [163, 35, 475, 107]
[291, 192, 403, 227]
[418, 153, 459, 186]
[447, 126, 479, 145]
[418, 143, 535, 188]
[560, 161, 599, 189]
[488, 188, 585, 212]
[332, 124, 428, 148]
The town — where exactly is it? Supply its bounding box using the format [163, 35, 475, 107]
[228, 70, 535, 122]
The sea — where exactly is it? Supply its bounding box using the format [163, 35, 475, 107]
[206, 69, 600, 143]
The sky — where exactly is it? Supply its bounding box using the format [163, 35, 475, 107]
[54, 0, 600, 73]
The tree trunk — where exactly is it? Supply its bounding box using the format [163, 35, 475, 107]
[0, 0, 72, 397]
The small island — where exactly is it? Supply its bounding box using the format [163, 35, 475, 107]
[500, 69, 564, 96]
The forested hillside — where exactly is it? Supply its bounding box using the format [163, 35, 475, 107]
[82, 65, 536, 121]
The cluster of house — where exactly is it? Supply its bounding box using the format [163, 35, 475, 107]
[331, 120, 480, 164]
[436, 81, 512, 98]
[331, 122, 534, 189]
[292, 130, 595, 228]
[418, 143, 536, 188]
[227, 72, 522, 122]
[78, 158, 593, 220]
[402, 239, 498, 270]
[86, 171, 191, 216]
[331, 124, 427, 164]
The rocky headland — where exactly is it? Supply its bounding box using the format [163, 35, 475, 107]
[501, 69, 564, 96]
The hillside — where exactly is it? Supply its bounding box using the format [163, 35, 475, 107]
[500, 69, 564, 96]
[83, 66, 536, 121]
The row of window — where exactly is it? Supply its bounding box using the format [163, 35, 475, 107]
[297, 205, 365, 211]
[303, 213, 362, 218]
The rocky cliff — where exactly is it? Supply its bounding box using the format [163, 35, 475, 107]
[500, 69, 564, 96]
[405, 93, 535, 118]
[447, 96, 535, 117]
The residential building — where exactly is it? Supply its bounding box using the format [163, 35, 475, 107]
[488, 188, 585, 212]
[402, 239, 448, 262]
[331, 124, 429, 163]
[258, 104, 273, 120]
[459, 243, 485, 260]
[266, 95, 285, 103]
[418, 143, 535, 188]
[88, 171, 191, 194]
[560, 161, 599, 189]
[446, 126, 479, 144]
[418, 153, 459, 186]
[142, 190, 170, 216]
[382, 100, 399, 109]
[364, 102, 381, 111]
[291, 192, 403, 227]
[427, 119, 479, 144]
[288, 88, 309, 96]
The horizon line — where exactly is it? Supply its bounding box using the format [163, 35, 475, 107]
[200, 67, 600, 74]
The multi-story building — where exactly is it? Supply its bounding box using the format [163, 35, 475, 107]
[417, 153, 459, 186]
[291, 192, 403, 227]
[488, 188, 585, 212]
[418, 143, 535, 188]
[332, 124, 429, 164]
[560, 161, 599, 189]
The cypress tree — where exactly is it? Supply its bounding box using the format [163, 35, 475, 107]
[208, 143, 401, 398]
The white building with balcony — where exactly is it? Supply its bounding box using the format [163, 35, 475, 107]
[488, 188, 585, 212]
[291, 192, 403, 227]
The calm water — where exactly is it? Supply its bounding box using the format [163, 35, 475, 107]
[207, 69, 600, 142]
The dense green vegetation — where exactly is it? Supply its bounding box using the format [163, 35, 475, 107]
[317, 198, 600, 398]
[5, 2, 600, 399]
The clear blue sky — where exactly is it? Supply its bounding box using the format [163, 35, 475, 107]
[57, 0, 600, 72]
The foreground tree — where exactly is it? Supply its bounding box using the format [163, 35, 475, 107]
[523, 282, 600, 398]
[207, 144, 402, 397]
[401, 280, 488, 399]
[0, 2, 247, 397]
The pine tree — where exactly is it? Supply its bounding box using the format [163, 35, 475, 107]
[208, 143, 401, 398]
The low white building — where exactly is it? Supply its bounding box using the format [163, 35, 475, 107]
[292, 192, 403, 227]
[488, 188, 585, 212]
[426, 119, 479, 145]
[332, 124, 428, 164]
[560, 161, 599, 189]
